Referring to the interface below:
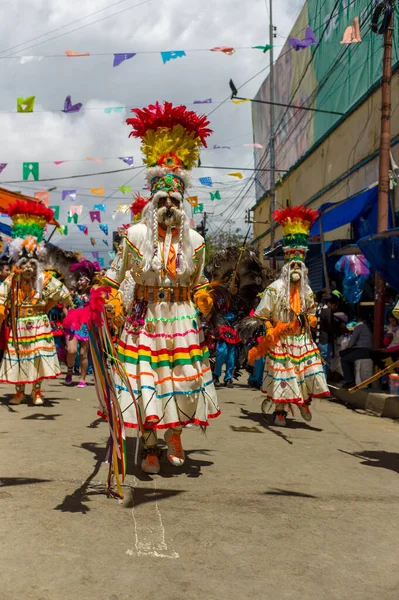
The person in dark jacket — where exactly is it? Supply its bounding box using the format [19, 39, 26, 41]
[340, 317, 373, 388]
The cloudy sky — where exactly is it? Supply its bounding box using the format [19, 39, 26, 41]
[0, 0, 302, 263]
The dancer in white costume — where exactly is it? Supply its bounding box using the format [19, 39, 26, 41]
[104, 102, 220, 474]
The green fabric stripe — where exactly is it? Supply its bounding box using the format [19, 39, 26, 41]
[118, 350, 210, 368]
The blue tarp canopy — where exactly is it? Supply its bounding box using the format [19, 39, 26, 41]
[0, 223, 11, 236]
[310, 184, 387, 238]
[358, 229, 399, 292]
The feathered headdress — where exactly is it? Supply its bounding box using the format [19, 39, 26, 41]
[7, 199, 56, 260]
[126, 102, 212, 198]
[69, 259, 101, 282]
[273, 205, 318, 262]
[130, 193, 150, 223]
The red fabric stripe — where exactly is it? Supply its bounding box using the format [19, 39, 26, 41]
[118, 340, 208, 356]
[97, 409, 221, 430]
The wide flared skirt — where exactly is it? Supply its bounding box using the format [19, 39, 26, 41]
[113, 300, 220, 429]
[0, 315, 61, 384]
[261, 333, 330, 405]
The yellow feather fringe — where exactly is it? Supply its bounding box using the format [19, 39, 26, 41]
[280, 219, 312, 235]
[141, 125, 202, 170]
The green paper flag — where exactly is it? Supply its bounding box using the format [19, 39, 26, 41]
[118, 185, 131, 194]
[17, 96, 35, 112]
[57, 226, 68, 235]
[67, 213, 78, 224]
[22, 162, 39, 181]
[49, 205, 60, 221]
[252, 44, 273, 53]
[210, 190, 221, 201]
[194, 204, 204, 214]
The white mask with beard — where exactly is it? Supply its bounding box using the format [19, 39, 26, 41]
[156, 193, 183, 228]
[290, 261, 302, 283]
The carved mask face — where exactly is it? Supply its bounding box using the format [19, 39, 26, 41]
[290, 261, 302, 283]
[21, 258, 37, 281]
[156, 193, 183, 227]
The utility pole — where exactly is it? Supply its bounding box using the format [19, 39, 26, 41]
[268, 0, 276, 268]
[373, 3, 394, 348]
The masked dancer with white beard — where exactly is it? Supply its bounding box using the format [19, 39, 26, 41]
[103, 102, 220, 474]
[248, 206, 330, 427]
[0, 199, 72, 405]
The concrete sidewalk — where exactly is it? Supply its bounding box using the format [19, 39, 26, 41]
[1, 377, 399, 600]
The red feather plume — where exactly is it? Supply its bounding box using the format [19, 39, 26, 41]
[126, 101, 213, 147]
[7, 199, 55, 223]
[130, 194, 150, 216]
[273, 206, 318, 226]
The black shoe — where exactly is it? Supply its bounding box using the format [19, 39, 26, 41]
[225, 379, 234, 388]
[213, 377, 222, 389]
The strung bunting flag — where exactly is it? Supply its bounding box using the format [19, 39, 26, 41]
[63, 95, 82, 113]
[186, 196, 198, 207]
[108, 251, 116, 259]
[65, 50, 90, 57]
[70, 205, 83, 216]
[17, 96, 35, 112]
[119, 156, 134, 166]
[289, 26, 318, 51]
[228, 172, 243, 179]
[90, 237, 96, 246]
[99, 224, 109, 235]
[49, 205, 60, 220]
[34, 190, 49, 204]
[19, 56, 44, 64]
[232, 98, 250, 104]
[210, 190, 221, 201]
[0, 164, 7, 173]
[98, 257, 105, 268]
[160, 50, 186, 64]
[194, 204, 204, 214]
[341, 17, 362, 44]
[113, 53, 136, 67]
[57, 225, 68, 235]
[252, 44, 273, 53]
[61, 189, 76, 201]
[77, 224, 88, 234]
[92, 251, 100, 259]
[213, 144, 231, 150]
[210, 46, 235, 55]
[68, 213, 79, 224]
[90, 187, 104, 196]
[102, 239, 109, 246]
[89, 210, 101, 223]
[94, 204, 106, 212]
[116, 203, 130, 213]
[194, 98, 212, 104]
[23, 162, 39, 181]
[86, 157, 102, 164]
[199, 177, 213, 187]
[104, 106, 124, 114]
[118, 185, 131, 194]
[54, 161, 66, 165]
[244, 143, 263, 148]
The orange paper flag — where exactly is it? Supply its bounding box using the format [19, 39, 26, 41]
[65, 50, 90, 57]
[91, 188, 104, 196]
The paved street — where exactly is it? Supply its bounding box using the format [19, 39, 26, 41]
[1, 377, 399, 600]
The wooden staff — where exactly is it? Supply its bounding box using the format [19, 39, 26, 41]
[348, 359, 399, 393]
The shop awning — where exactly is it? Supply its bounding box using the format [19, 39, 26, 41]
[358, 228, 399, 292]
[310, 183, 381, 237]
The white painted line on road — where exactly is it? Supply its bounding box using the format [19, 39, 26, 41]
[128, 477, 179, 559]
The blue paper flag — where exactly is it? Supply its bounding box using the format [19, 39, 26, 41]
[199, 177, 213, 187]
[102, 240, 109, 246]
[94, 203, 106, 212]
[100, 224, 108, 235]
[113, 53, 136, 67]
[160, 50, 186, 64]
[77, 224, 88, 234]
[98, 257, 105, 267]
[194, 98, 212, 104]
